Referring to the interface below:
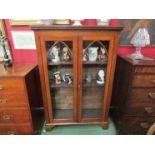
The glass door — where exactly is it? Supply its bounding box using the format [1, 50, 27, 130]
[79, 37, 110, 120]
[41, 37, 77, 121]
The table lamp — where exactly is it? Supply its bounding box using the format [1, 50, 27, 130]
[0, 30, 12, 67]
[129, 27, 153, 60]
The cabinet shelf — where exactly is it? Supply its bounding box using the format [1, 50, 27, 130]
[83, 60, 107, 65]
[48, 61, 73, 66]
[50, 83, 73, 88]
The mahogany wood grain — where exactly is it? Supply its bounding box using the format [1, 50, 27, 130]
[0, 108, 31, 124]
[0, 63, 44, 135]
[111, 55, 155, 135]
[32, 26, 122, 130]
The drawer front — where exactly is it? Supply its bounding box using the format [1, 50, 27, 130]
[135, 66, 155, 74]
[120, 117, 155, 134]
[0, 78, 25, 94]
[132, 75, 155, 87]
[0, 124, 33, 135]
[0, 93, 28, 108]
[125, 104, 155, 116]
[127, 88, 155, 103]
[0, 108, 31, 124]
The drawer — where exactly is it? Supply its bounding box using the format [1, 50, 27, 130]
[125, 104, 155, 116]
[132, 75, 155, 87]
[0, 108, 31, 124]
[120, 117, 155, 134]
[135, 66, 155, 74]
[0, 93, 28, 108]
[0, 124, 33, 135]
[0, 78, 25, 94]
[127, 88, 155, 103]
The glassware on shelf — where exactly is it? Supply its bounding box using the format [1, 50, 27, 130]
[85, 73, 92, 83]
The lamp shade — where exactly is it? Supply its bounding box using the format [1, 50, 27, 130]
[130, 27, 150, 47]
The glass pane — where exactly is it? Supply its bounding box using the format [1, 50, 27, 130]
[46, 40, 74, 120]
[82, 40, 109, 119]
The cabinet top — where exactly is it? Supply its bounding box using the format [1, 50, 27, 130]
[119, 55, 155, 66]
[0, 63, 37, 77]
[31, 25, 123, 31]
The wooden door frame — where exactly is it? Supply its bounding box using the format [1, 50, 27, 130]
[39, 32, 78, 123]
[78, 32, 119, 127]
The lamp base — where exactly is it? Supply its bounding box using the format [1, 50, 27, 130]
[128, 47, 154, 61]
[128, 53, 154, 61]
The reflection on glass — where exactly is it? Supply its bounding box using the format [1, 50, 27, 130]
[82, 40, 109, 119]
[46, 41, 74, 119]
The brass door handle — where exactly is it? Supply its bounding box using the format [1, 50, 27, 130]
[0, 99, 8, 104]
[0, 85, 4, 90]
[144, 107, 154, 114]
[140, 122, 150, 129]
[2, 114, 12, 120]
[148, 93, 155, 99]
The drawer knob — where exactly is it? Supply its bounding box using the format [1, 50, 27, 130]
[148, 92, 155, 99]
[0, 99, 8, 104]
[144, 107, 154, 114]
[2, 115, 12, 120]
[0, 85, 4, 90]
[140, 122, 150, 129]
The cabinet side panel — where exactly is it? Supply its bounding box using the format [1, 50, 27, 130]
[111, 56, 133, 126]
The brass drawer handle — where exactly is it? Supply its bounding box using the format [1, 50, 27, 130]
[0, 99, 8, 104]
[144, 107, 154, 114]
[152, 80, 155, 84]
[148, 93, 155, 99]
[2, 114, 12, 120]
[0, 85, 4, 90]
[140, 122, 150, 129]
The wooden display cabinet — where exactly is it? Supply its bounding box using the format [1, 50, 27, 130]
[32, 26, 122, 130]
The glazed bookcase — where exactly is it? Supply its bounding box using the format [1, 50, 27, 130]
[32, 26, 122, 130]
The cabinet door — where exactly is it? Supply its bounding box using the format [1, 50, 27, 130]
[40, 32, 78, 122]
[78, 33, 115, 121]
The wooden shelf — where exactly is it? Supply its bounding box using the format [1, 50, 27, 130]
[50, 82, 73, 88]
[48, 61, 73, 66]
[83, 60, 107, 65]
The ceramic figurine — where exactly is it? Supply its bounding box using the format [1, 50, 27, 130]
[50, 46, 60, 62]
[98, 47, 107, 61]
[62, 47, 70, 61]
[96, 70, 105, 85]
[53, 71, 61, 84]
[83, 49, 87, 61]
[63, 74, 72, 84]
[88, 47, 98, 61]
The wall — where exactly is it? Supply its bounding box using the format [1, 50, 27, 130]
[4, 19, 155, 63]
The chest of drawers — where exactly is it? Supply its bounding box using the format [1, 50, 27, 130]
[0, 63, 43, 135]
[111, 55, 155, 134]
